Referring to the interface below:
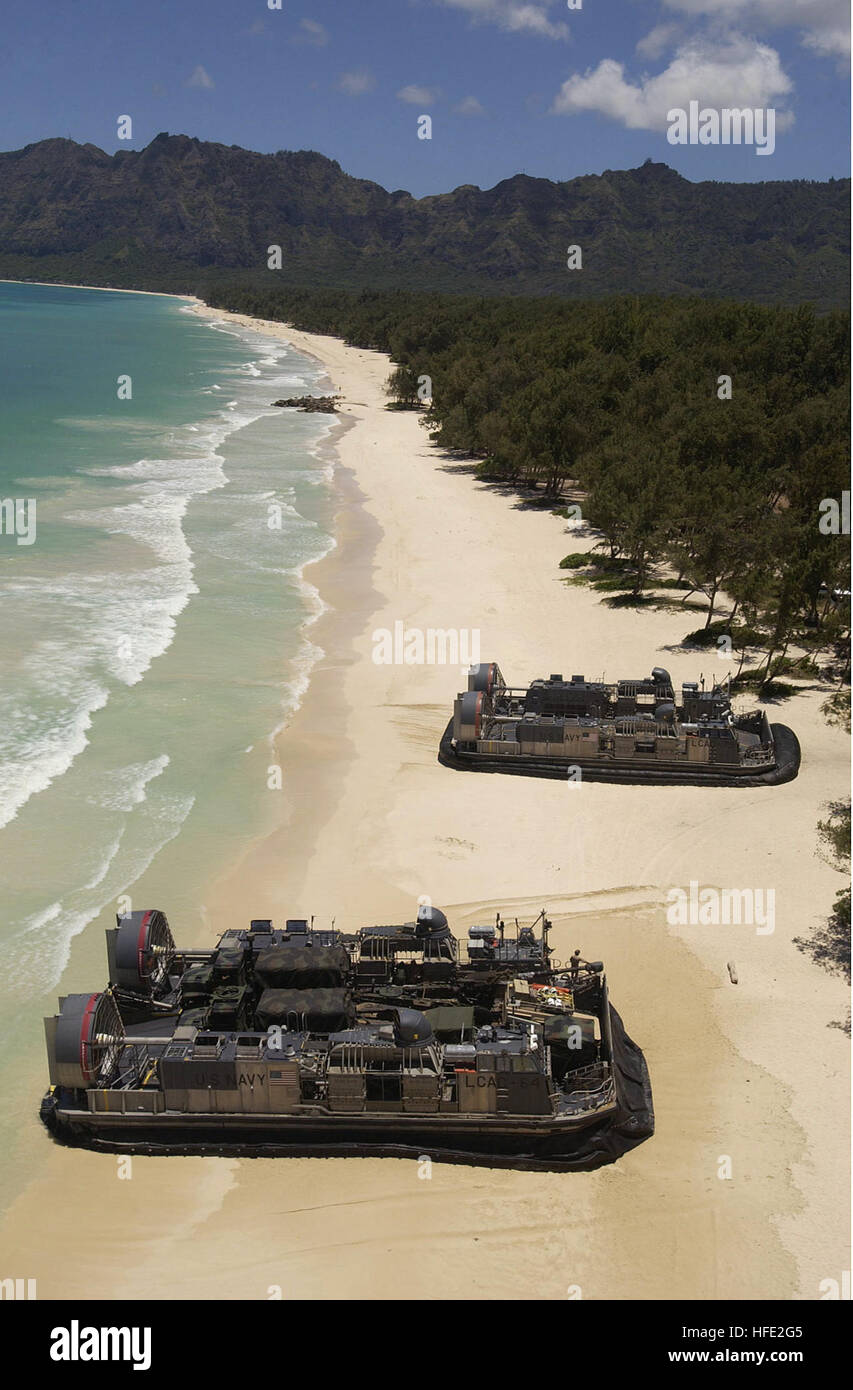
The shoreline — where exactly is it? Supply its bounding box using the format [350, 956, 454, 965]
[0, 291, 847, 1300]
[0, 275, 198, 300]
[186, 300, 386, 930]
[208, 416, 385, 927]
[0, 278, 199, 300]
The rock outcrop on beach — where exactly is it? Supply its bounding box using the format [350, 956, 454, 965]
[271, 396, 338, 412]
[0, 135, 848, 309]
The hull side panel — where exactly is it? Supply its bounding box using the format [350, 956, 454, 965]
[439, 720, 801, 787]
[41, 1011, 654, 1172]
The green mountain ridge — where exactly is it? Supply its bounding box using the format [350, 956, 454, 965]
[0, 134, 848, 307]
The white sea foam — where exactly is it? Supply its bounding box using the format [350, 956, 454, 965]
[1, 787, 195, 998]
[269, 635, 326, 745]
[0, 676, 110, 831]
[295, 461, 336, 486]
[297, 566, 333, 624]
[265, 556, 336, 746]
[68, 491, 194, 565]
[0, 477, 200, 828]
[18, 899, 62, 938]
[80, 827, 126, 891]
[88, 754, 171, 812]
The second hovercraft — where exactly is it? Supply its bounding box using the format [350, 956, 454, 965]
[439, 662, 800, 786]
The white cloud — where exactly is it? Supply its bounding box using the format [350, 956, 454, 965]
[294, 18, 329, 47]
[397, 84, 441, 104]
[186, 65, 214, 90]
[338, 69, 376, 96]
[454, 95, 487, 115]
[801, 25, 850, 58]
[636, 24, 684, 61]
[436, 1, 570, 40]
[662, 0, 850, 59]
[552, 32, 794, 131]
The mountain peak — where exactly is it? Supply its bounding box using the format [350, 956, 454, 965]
[607, 160, 684, 183]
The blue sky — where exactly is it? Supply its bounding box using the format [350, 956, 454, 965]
[0, 0, 849, 194]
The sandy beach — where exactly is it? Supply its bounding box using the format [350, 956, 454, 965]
[1, 302, 847, 1301]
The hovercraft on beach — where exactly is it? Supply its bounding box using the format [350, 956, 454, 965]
[439, 662, 800, 787]
[40, 903, 653, 1171]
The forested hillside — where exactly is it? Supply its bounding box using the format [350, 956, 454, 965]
[0, 135, 848, 308]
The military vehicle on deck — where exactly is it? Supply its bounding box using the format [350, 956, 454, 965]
[440, 662, 800, 786]
[40, 902, 653, 1170]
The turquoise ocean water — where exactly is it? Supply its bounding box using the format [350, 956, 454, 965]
[0, 282, 337, 1205]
